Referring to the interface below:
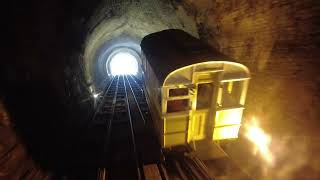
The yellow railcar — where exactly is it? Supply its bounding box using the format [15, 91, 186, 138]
[141, 29, 250, 148]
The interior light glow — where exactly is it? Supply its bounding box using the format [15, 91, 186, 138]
[212, 108, 243, 140]
[109, 52, 138, 75]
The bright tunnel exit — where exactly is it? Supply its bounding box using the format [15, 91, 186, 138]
[109, 52, 138, 75]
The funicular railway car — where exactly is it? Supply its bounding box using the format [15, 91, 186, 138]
[140, 29, 250, 149]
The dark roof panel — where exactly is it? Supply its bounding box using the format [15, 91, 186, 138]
[141, 29, 231, 82]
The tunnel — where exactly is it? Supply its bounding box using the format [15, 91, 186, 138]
[1, 0, 320, 179]
[88, 35, 143, 91]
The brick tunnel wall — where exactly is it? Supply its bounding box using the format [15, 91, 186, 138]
[0, 102, 50, 179]
[179, 0, 320, 136]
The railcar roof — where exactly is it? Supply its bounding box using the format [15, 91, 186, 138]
[141, 29, 231, 83]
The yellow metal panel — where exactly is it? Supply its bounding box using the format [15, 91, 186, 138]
[196, 74, 212, 82]
[213, 125, 240, 140]
[227, 81, 233, 93]
[191, 112, 207, 140]
[164, 133, 186, 147]
[163, 61, 250, 87]
[164, 116, 188, 133]
[215, 108, 243, 127]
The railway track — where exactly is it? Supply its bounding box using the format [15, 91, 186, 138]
[163, 149, 213, 180]
[92, 75, 215, 180]
[94, 75, 162, 180]
[96, 75, 140, 179]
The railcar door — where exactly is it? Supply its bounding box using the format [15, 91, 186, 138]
[188, 71, 221, 144]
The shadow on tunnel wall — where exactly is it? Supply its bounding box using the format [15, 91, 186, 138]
[0, 64, 95, 173]
[1, 0, 103, 176]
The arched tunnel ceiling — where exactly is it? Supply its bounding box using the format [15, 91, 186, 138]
[83, 0, 199, 87]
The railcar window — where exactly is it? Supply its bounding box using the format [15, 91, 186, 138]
[167, 99, 189, 113]
[221, 81, 242, 107]
[196, 83, 214, 110]
[169, 88, 188, 97]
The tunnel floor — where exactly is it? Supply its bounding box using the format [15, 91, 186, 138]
[71, 75, 162, 179]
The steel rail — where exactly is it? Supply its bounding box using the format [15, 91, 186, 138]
[97, 76, 119, 180]
[104, 76, 120, 156]
[122, 75, 142, 180]
[128, 75, 167, 180]
[91, 76, 116, 122]
[129, 75, 154, 117]
[125, 75, 146, 125]
[129, 75, 144, 93]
